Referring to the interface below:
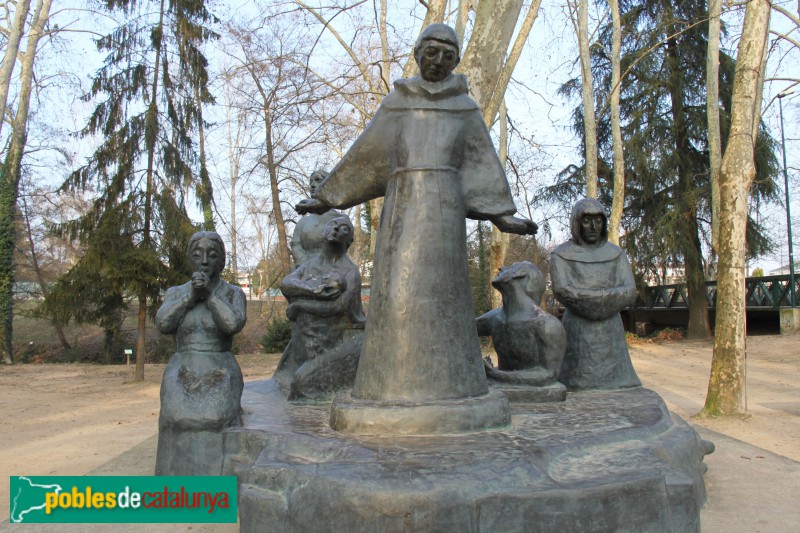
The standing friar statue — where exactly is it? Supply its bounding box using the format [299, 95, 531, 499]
[297, 23, 536, 434]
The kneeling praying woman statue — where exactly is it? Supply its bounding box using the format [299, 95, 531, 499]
[154, 231, 247, 475]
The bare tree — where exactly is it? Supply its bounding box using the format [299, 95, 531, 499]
[18, 190, 71, 350]
[225, 16, 330, 280]
[703, 0, 771, 416]
[0, 0, 32, 140]
[567, 0, 599, 198]
[707, 0, 722, 256]
[607, 0, 624, 244]
[769, 3, 800, 91]
[0, 0, 52, 363]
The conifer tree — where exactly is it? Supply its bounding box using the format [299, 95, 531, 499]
[56, 0, 217, 379]
[545, 0, 779, 338]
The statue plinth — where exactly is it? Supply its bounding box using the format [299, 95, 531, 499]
[224, 380, 712, 533]
[329, 389, 510, 435]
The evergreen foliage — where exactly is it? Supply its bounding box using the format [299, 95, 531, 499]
[261, 318, 291, 354]
[44, 0, 217, 375]
[541, 0, 779, 336]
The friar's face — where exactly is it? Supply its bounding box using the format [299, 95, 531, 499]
[189, 238, 224, 278]
[417, 41, 459, 82]
[579, 214, 605, 245]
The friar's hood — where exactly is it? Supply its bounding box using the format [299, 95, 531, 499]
[553, 198, 622, 263]
[570, 198, 608, 246]
[384, 74, 477, 110]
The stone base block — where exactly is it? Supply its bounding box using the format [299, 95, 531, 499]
[156, 427, 224, 476]
[491, 381, 567, 403]
[780, 307, 800, 334]
[329, 389, 511, 435]
[223, 380, 712, 533]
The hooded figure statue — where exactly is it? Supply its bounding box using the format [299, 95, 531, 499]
[550, 198, 641, 390]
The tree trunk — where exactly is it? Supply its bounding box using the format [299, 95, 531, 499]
[664, 4, 710, 339]
[707, 0, 722, 256]
[704, 0, 771, 416]
[20, 195, 71, 350]
[0, 0, 52, 364]
[574, 0, 598, 198]
[481, 0, 542, 125]
[0, 0, 31, 141]
[225, 100, 243, 278]
[368, 198, 382, 258]
[490, 101, 510, 309]
[460, 0, 524, 112]
[135, 289, 148, 379]
[196, 85, 215, 231]
[455, 0, 469, 44]
[134, 0, 166, 382]
[607, 0, 625, 244]
[229, 161, 238, 277]
[683, 221, 711, 339]
[378, 0, 391, 93]
[263, 111, 292, 278]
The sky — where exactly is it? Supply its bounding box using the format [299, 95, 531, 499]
[8, 0, 800, 277]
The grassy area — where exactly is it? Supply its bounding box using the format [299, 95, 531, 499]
[11, 299, 288, 363]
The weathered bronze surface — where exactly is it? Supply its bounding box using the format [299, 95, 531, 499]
[551, 199, 641, 390]
[154, 231, 246, 475]
[290, 170, 344, 267]
[297, 24, 534, 432]
[276, 216, 366, 401]
[478, 261, 566, 386]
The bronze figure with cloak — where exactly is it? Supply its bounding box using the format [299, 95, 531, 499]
[298, 24, 535, 431]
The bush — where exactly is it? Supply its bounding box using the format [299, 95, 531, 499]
[261, 319, 292, 353]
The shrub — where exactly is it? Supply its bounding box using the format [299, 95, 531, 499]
[261, 319, 292, 353]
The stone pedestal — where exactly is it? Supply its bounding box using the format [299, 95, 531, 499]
[491, 380, 567, 403]
[155, 351, 243, 476]
[223, 380, 712, 533]
[779, 307, 800, 334]
[329, 389, 510, 435]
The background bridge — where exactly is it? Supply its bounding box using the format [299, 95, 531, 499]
[622, 274, 800, 334]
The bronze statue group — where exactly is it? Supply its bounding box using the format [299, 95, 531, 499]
[154, 23, 641, 475]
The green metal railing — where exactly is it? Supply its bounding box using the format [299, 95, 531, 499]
[637, 275, 800, 310]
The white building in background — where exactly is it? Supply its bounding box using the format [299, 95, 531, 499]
[768, 263, 800, 276]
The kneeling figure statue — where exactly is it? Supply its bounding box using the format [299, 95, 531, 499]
[155, 231, 247, 475]
[477, 261, 565, 387]
[275, 216, 366, 401]
[551, 198, 641, 390]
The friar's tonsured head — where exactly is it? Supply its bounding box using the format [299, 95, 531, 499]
[414, 24, 460, 82]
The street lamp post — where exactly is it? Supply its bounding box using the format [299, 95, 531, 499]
[778, 89, 796, 307]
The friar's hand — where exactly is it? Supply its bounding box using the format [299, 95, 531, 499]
[493, 215, 538, 235]
[295, 198, 329, 215]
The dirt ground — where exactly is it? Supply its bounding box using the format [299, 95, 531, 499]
[0, 353, 281, 521]
[1, 335, 798, 524]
